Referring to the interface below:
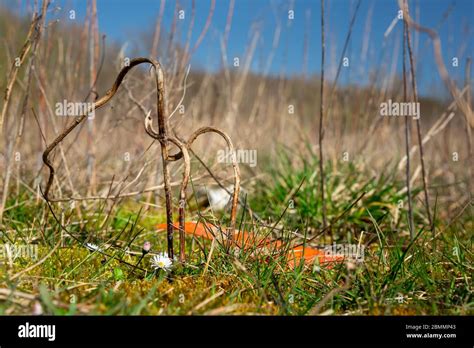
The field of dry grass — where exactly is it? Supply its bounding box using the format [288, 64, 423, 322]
[0, 0, 472, 316]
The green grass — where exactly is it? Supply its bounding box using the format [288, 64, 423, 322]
[0, 150, 472, 315]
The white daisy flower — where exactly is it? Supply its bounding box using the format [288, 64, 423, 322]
[151, 253, 173, 272]
[85, 243, 102, 252]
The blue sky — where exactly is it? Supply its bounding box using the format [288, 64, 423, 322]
[5, 0, 474, 97]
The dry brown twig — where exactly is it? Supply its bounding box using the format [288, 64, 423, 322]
[319, 0, 327, 229]
[397, 0, 473, 126]
[0, 2, 44, 132]
[402, 0, 432, 230]
[399, 0, 474, 231]
[0, 0, 50, 225]
[397, 86, 469, 171]
[151, 0, 166, 59]
[402, 4, 415, 239]
[42, 57, 241, 263]
[191, 0, 216, 55]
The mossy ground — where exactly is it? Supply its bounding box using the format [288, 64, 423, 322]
[1, 155, 472, 315]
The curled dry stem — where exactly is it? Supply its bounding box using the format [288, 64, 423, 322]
[43, 57, 176, 260]
[145, 113, 191, 262]
[43, 58, 161, 200]
[146, 116, 241, 248]
[186, 127, 241, 245]
[43, 57, 241, 263]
